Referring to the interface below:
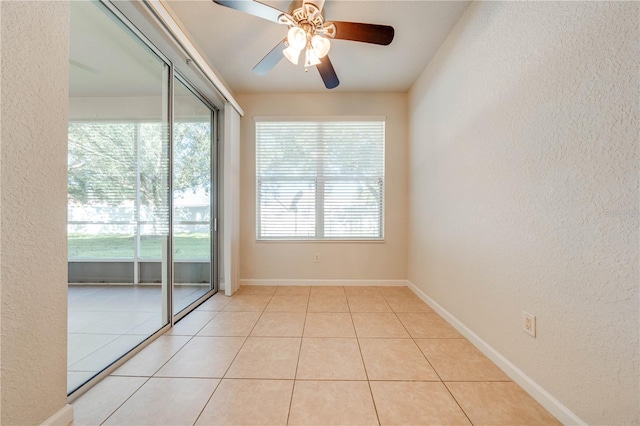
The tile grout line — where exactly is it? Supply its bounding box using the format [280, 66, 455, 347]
[68, 334, 132, 373]
[286, 287, 311, 425]
[98, 376, 152, 426]
[102, 293, 236, 425]
[389, 289, 517, 424]
[149, 293, 234, 370]
[389, 302, 476, 425]
[191, 378, 223, 426]
[98, 317, 212, 423]
[193, 288, 274, 424]
[90, 286, 487, 425]
[376, 288, 473, 425]
[186, 294, 242, 426]
[349, 298, 382, 426]
[148, 300, 232, 376]
[442, 381, 476, 425]
[222, 290, 275, 377]
[90, 292, 229, 424]
[186, 309, 223, 336]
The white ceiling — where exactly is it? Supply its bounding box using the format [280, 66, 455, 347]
[165, 0, 471, 93]
[70, 1, 169, 97]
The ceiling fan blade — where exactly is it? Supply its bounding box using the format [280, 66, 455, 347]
[317, 56, 339, 89]
[212, 0, 285, 23]
[332, 21, 395, 45]
[253, 39, 287, 76]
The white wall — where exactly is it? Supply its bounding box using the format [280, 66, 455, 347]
[222, 103, 241, 294]
[237, 93, 407, 283]
[408, 1, 638, 424]
[0, 1, 70, 424]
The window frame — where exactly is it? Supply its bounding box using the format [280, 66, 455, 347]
[254, 116, 386, 242]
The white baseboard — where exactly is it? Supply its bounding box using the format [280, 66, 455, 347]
[69, 282, 210, 287]
[41, 404, 73, 426]
[406, 281, 585, 426]
[239, 279, 408, 287]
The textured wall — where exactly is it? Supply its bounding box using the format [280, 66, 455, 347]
[1, 1, 70, 424]
[408, 2, 639, 424]
[237, 93, 407, 281]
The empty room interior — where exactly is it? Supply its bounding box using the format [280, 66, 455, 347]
[0, 0, 638, 425]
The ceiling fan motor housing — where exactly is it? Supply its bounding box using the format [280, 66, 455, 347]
[288, 0, 325, 16]
[285, 1, 331, 38]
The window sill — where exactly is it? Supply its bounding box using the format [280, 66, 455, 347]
[255, 239, 385, 244]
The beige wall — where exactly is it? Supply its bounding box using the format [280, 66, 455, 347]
[236, 93, 407, 282]
[408, 1, 639, 424]
[1, 1, 70, 424]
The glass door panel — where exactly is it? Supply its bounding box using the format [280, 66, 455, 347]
[172, 77, 215, 314]
[67, 0, 170, 394]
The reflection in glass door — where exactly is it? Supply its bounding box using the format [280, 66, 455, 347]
[68, 0, 219, 396]
[172, 77, 216, 315]
[67, 0, 191, 395]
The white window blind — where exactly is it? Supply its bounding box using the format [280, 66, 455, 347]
[256, 120, 385, 240]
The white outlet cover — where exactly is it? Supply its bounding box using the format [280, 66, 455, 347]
[522, 311, 536, 337]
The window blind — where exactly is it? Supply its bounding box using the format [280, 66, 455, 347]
[256, 120, 385, 240]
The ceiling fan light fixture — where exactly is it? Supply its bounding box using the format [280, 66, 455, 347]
[318, 22, 336, 39]
[311, 35, 330, 58]
[287, 26, 307, 50]
[283, 45, 301, 65]
[277, 13, 295, 26]
[304, 48, 321, 67]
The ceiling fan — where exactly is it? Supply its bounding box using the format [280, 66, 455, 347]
[212, 0, 395, 89]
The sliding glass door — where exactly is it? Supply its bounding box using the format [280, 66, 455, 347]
[173, 77, 216, 315]
[68, 0, 217, 395]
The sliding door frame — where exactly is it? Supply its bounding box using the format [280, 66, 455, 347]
[172, 71, 219, 323]
[68, 0, 219, 400]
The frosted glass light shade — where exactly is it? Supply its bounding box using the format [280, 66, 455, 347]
[287, 27, 307, 50]
[311, 35, 330, 58]
[283, 45, 301, 65]
[305, 48, 321, 67]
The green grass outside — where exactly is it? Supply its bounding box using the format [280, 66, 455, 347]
[68, 233, 211, 260]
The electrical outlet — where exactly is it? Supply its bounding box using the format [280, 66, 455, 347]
[522, 311, 536, 337]
[314, 253, 320, 263]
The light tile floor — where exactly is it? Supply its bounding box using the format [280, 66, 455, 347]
[68, 284, 210, 393]
[72, 286, 561, 425]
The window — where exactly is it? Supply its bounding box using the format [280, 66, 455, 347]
[256, 119, 385, 240]
[67, 121, 169, 260]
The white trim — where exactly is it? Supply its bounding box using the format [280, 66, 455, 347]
[255, 239, 385, 244]
[254, 115, 386, 122]
[406, 280, 586, 426]
[145, 0, 244, 116]
[223, 104, 241, 296]
[67, 282, 208, 286]
[240, 279, 408, 287]
[41, 405, 73, 426]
